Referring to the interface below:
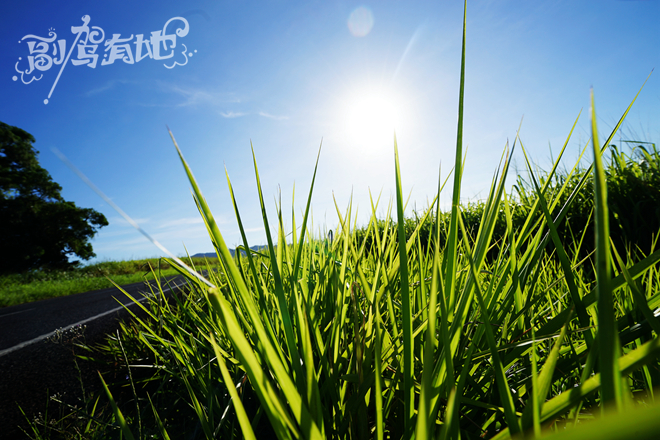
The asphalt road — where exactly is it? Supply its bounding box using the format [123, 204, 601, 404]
[0, 276, 187, 438]
[0, 276, 185, 356]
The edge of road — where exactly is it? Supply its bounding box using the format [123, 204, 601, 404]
[0, 278, 186, 358]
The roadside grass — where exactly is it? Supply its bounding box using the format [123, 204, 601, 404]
[19, 3, 660, 439]
[0, 257, 219, 308]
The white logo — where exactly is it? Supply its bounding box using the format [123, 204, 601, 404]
[13, 15, 194, 104]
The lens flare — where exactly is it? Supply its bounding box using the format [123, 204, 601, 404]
[347, 6, 374, 37]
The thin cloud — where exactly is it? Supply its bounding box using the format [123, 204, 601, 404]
[94, 236, 154, 252]
[156, 81, 232, 107]
[110, 216, 151, 226]
[259, 111, 289, 120]
[220, 111, 247, 118]
[129, 81, 245, 108]
[169, 85, 216, 107]
[85, 79, 134, 96]
[158, 217, 205, 229]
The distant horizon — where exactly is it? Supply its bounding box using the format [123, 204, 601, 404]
[2, 0, 658, 264]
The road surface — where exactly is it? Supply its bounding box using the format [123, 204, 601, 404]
[0, 276, 186, 437]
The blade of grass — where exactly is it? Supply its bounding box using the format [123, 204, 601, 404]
[444, 0, 468, 313]
[98, 372, 136, 440]
[393, 137, 415, 437]
[520, 312, 572, 434]
[591, 89, 623, 411]
[147, 394, 172, 440]
[210, 334, 257, 440]
[458, 212, 521, 436]
[416, 162, 453, 439]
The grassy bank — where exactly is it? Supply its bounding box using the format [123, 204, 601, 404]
[0, 257, 219, 308]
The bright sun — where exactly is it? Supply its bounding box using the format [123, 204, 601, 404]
[344, 90, 401, 152]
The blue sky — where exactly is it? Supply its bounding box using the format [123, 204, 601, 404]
[2, 0, 658, 263]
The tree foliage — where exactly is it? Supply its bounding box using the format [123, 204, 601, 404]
[0, 121, 108, 274]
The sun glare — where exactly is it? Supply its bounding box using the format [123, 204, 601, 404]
[344, 90, 401, 153]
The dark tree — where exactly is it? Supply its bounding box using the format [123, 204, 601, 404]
[0, 121, 108, 274]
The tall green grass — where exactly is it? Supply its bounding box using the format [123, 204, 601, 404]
[355, 139, 660, 268]
[98, 98, 660, 438]
[29, 3, 660, 439]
